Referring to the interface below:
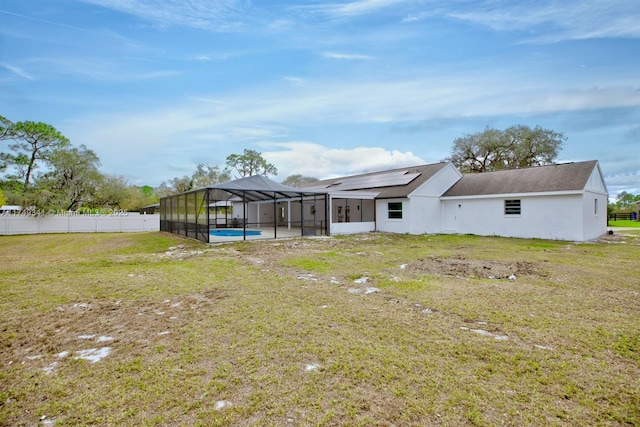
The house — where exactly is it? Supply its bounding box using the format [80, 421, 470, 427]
[299, 160, 608, 242]
[301, 162, 462, 236]
[160, 160, 609, 242]
[439, 160, 608, 241]
[139, 203, 160, 214]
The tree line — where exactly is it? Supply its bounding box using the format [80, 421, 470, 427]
[2, 115, 633, 213]
[0, 115, 158, 212]
[0, 116, 319, 212]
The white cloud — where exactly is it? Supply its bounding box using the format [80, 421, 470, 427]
[293, 0, 640, 44]
[63, 59, 640, 186]
[446, 0, 640, 43]
[0, 9, 97, 34]
[323, 52, 375, 60]
[77, 0, 250, 31]
[605, 170, 640, 197]
[263, 142, 426, 179]
[295, 0, 408, 18]
[25, 56, 180, 81]
[282, 76, 307, 85]
[268, 19, 294, 31]
[70, 69, 640, 178]
[402, 11, 435, 23]
[0, 62, 35, 80]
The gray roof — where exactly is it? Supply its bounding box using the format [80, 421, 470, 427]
[162, 174, 325, 203]
[211, 174, 324, 201]
[441, 160, 599, 197]
[299, 162, 450, 198]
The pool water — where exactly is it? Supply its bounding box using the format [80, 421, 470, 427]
[209, 229, 262, 237]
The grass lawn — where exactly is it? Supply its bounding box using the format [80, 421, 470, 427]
[1, 231, 639, 426]
[608, 219, 640, 228]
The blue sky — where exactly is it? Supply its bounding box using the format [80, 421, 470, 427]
[1, 0, 639, 197]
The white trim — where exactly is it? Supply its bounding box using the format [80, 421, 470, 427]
[326, 190, 380, 199]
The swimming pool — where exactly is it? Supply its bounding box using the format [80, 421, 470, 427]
[209, 229, 262, 237]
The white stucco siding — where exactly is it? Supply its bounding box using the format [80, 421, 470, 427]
[247, 203, 260, 225]
[584, 165, 608, 194]
[331, 221, 376, 235]
[376, 198, 411, 233]
[580, 165, 608, 240]
[407, 196, 444, 234]
[410, 163, 462, 197]
[582, 191, 608, 240]
[404, 163, 462, 234]
[255, 201, 276, 226]
[231, 202, 246, 223]
[441, 194, 589, 241]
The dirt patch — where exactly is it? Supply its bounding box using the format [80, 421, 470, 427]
[6, 291, 227, 374]
[406, 256, 545, 279]
[596, 229, 640, 245]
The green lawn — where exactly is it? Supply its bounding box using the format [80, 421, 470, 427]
[1, 232, 639, 426]
[608, 219, 640, 228]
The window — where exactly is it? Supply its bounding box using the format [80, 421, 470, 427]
[388, 202, 403, 219]
[504, 199, 521, 215]
[594, 198, 598, 215]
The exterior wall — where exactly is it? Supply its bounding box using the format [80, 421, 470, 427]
[254, 201, 275, 226]
[0, 213, 160, 235]
[376, 198, 412, 233]
[582, 190, 609, 240]
[407, 196, 444, 234]
[407, 162, 462, 234]
[411, 163, 462, 198]
[330, 221, 376, 235]
[440, 194, 592, 241]
[230, 202, 246, 225]
[581, 165, 609, 239]
[584, 165, 608, 193]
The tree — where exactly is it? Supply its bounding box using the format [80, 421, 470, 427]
[92, 174, 132, 209]
[158, 176, 194, 195]
[0, 177, 24, 205]
[116, 185, 158, 211]
[1, 116, 15, 173]
[282, 174, 319, 187]
[0, 153, 29, 193]
[156, 164, 230, 197]
[191, 163, 231, 187]
[614, 191, 640, 211]
[2, 120, 70, 190]
[0, 189, 6, 207]
[0, 115, 12, 142]
[226, 149, 277, 178]
[447, 125, 566, 173]
[140, 185, 155, 199]
[32, 145, 102, 210]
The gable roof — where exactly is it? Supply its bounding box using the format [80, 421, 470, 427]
[441, 160, 599, 197]
[299, 162, 450, 198]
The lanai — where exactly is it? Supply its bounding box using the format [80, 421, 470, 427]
[159, 175, 328, 243]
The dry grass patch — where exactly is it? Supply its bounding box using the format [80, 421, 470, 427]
[1, 231, 639, 426]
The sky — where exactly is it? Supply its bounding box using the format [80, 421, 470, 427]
[1, 0, 639, 198]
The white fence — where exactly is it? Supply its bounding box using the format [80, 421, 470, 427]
[0, 213, 160, 235]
